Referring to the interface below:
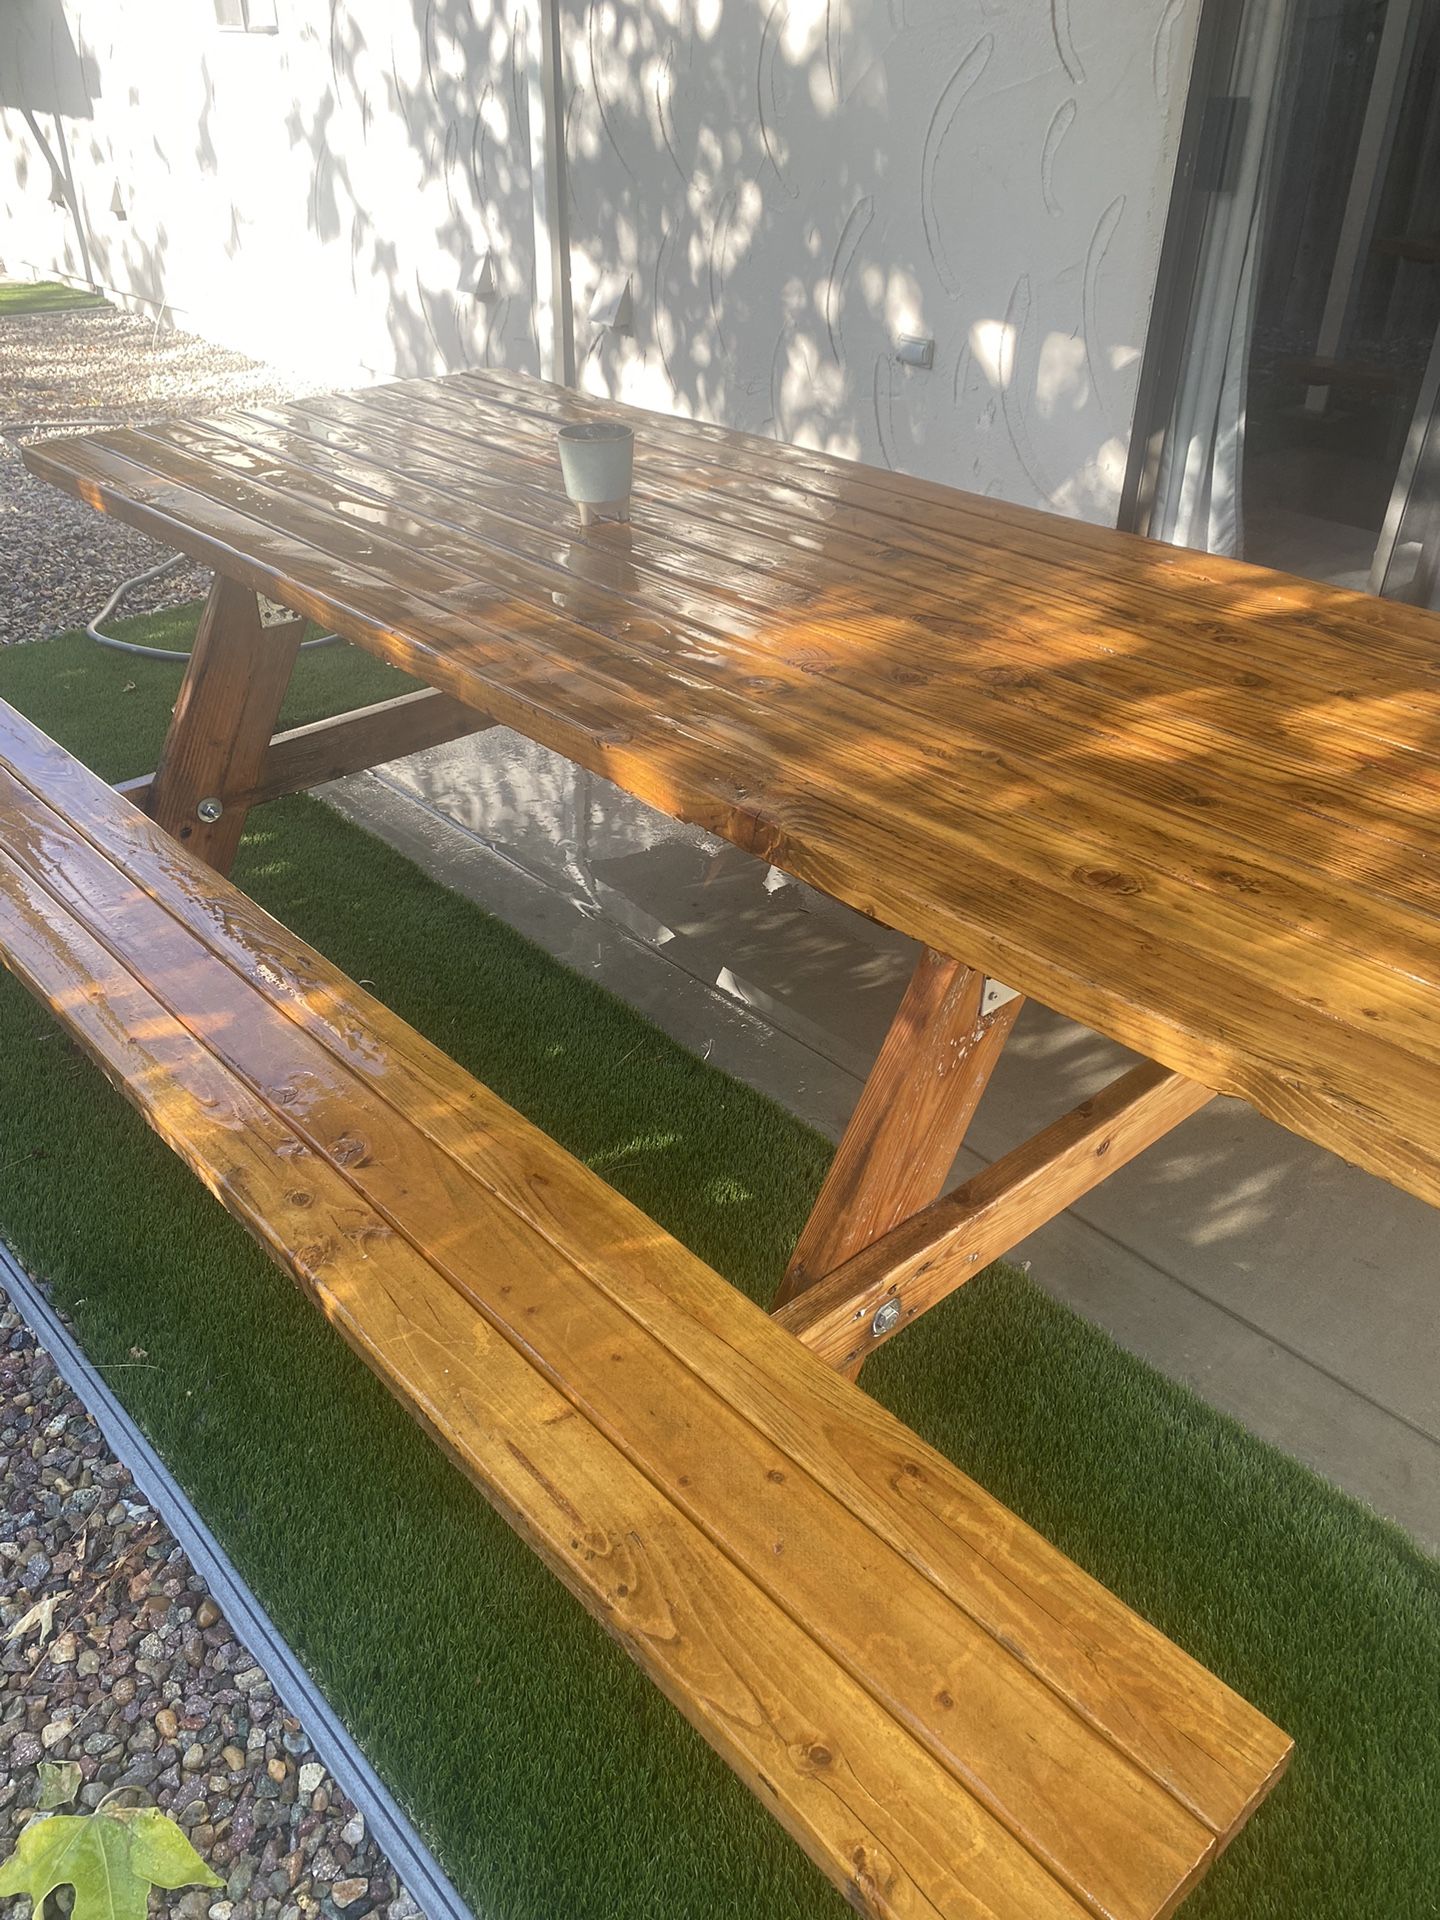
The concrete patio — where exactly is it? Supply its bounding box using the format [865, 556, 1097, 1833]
[324, 725, 1440, 1553]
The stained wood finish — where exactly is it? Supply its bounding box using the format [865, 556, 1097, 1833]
[776, 1066, 1217, 1371]
[118, 688, 493, 814]
[22, 371, 1440, 1207]
[145, 575, 301, 872]
[775, 951, 1021, 1314]
[0, 699, 1289, 1919]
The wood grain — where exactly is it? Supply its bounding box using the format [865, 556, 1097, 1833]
[23, 372, 1440, 1217]
[775, 952, 1021, 1311]
[775, 1065, 1217, 1370]
[0, 845, 1099, 1920]
[0, 758, 1226, 1915]
[0, 695, 1297, 1873]
[145, 575, 301, 872]
[118, 687, 492, 813]
[190, 391, 1440, 921]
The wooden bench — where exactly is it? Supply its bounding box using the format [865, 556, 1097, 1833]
[0, 697, 1290, 1920]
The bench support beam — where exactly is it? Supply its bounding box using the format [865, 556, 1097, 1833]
[774, 1061, 1215, 1371]
[774, 948, 1023, 1320]
[145, 577, 304, 873]
[120, 686, 494, 818]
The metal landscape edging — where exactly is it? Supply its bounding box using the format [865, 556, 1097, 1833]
[0, 1238, 476, 1920]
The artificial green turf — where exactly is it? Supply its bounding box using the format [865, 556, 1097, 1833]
[1, 613, 1438, 1919]
[0, 280, 109, 316]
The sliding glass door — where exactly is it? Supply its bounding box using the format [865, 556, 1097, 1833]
[1132, 0, 1440, 604]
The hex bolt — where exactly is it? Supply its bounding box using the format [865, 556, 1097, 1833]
[871, 1299, 902, 1339]
[196, 796, 224, 823]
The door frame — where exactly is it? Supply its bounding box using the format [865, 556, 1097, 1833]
[1119, 0, 1248, 536]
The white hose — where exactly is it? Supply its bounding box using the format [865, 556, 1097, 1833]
[87, 557, 341, 660]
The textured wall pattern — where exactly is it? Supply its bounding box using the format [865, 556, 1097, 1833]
[564, 0, 1200, 518]
[1, 0, 1198, 522]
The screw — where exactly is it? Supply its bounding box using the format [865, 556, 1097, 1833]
[871, 1299, 902, 1339]
[196, 797, 223, 823]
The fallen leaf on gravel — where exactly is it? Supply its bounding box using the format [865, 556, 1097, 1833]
[5, 1594, 59, 1646]
[35, 1762, 82, 1811]
[0, 1805, 219, 1920]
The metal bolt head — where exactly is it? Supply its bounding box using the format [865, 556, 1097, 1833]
[196, 796, 224, 824]
[871, 1299, 902, 1339]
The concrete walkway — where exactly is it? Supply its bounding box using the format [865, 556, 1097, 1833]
[323, 726, 1440, 1552]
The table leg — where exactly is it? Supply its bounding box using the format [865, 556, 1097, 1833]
[774, 1064, 1214, 1371]
[773, 948, 1023, 1362]
[145, 576, 303, 874]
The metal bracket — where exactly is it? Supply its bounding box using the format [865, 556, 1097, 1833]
[256, 593, 301, 630]
[981, 978, 1020, 1018]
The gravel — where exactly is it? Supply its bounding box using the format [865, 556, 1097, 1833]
[0, 298, 314, 647]
[0, 1281, 421, 1920]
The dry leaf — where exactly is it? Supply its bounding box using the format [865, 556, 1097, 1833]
[35, 1761, 82, 1811]
[5, 1594, 60, 1647]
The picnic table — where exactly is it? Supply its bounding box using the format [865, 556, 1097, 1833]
[23, 370, 1440, 1363]
[31, 363, 1440, 1911]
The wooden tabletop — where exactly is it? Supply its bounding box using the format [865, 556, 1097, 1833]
[24, 370, 1440, 1211]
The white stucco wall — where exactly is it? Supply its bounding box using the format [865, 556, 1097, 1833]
[1, 0, 1201, 523]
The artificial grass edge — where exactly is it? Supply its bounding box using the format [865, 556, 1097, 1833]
[0, 279, 110, 316]
[0, 617, 1437, 1920]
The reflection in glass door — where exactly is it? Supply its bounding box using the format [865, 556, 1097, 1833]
[1133, 0, 1440, 603]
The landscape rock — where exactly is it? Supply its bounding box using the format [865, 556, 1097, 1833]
[0, 304, 311, 647]
[0, 1280, 417, 1920]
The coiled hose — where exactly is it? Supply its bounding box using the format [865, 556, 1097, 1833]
[88, 555, 341, 660]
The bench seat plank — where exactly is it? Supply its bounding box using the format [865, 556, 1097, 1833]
[0, 702, 1294, 1837]
[0, 845, 1093, 1920]
[0, 750, 1216, 1916]
[0, 700, 1291, 1920]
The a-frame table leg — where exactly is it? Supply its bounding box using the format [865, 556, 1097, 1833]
[145, 575, 304, 875]
[773, 948, 1023, 1369]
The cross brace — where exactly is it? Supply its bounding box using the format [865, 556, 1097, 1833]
[773, 947, 1215, 1374]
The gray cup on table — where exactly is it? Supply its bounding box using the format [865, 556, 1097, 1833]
[557, 421, 634, 525]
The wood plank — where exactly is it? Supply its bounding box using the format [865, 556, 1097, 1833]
[0, 720, 1280, 1915]
[23, 386, 1440, 1220]
[147, 404, 1440, 804]
[463, 367, 1440, 671]
[318, 382, 1440, 762]
[434, 372, 1440, 770]
[775, 1067, 1217, 1371]
[775, 952, 1020, 1312]
[243, 389, 1440, 879]
[86, 432, 1440, 1093]
[20, 432, 1440, 1213]
[222, 399, 1440, 934]
[0, 758, 1223, 1920]
[377, 373, 1440, 706]
[117, 688, 493, 812]
[56, 428, 1440, 1031]
[239, 392, 1440, 958]
[0, 699, 1293, 1847]
[146, 574, 301, 871]
[0, 845, 1103, 1920]
[134, 415, 1440, 974]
